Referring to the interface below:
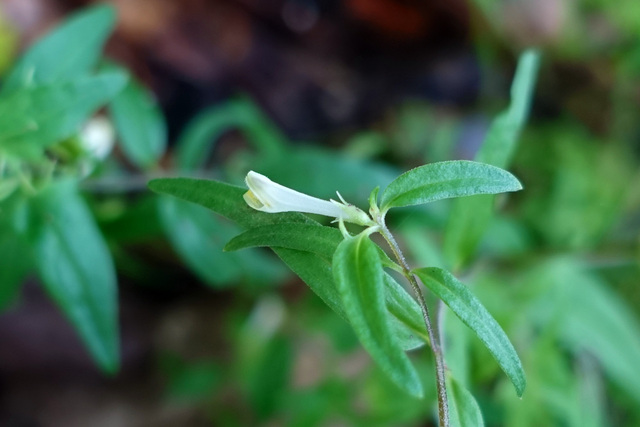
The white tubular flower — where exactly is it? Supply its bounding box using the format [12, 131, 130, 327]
[243, 171, 374, 226]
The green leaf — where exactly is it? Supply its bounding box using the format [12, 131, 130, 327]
[0, 72, 128, 159]
[379, 160, 522, 211]
[176, 96, 287, 171]
[333, 231, 423, 397]
[413, 267, 525, 396]
[444, 50, 539, 269]
[157, 196, 246, 287]
[148, 178, 313, 233]
[382, 273, 429, 346]
[224, 223, 426, 348]
[541, 261, 640, 404]
[148, 178, 425, 351]
[224, 220, 401, 271]
[447, 375, 485, 427]
[2, 4, 116, 93]
[109, 69, 166, 169]
[476, 49, 540, 168]
[224, 223, 427, 348]
[25, 180, 119, 373]
[224, 223, 341, 260]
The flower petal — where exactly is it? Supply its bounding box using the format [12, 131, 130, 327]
[244, 171, 374, 225]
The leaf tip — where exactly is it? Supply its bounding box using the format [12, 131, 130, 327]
[222, 240, 236, 252]
[409, 379, 425, 399]
[147, 178, 162, 193]
[102, 358, 120, 376]
[514, 179, 524, 191]
[515, 376, 527, 398]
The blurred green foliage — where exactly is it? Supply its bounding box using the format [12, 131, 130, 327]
[0, 1, 639, 426]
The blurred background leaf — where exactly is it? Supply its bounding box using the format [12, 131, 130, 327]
[108, 66, 167, 170]
[23, 180, 119, 373]
[1, 4, 115, 93]
[2, 1, 640, 426]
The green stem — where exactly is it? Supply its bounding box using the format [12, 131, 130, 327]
[378, 222, 449, 427]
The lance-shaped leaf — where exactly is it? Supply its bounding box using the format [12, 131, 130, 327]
[382, 273, 429, 345]
[225, 222, 399, 270]
[108, 65, 167, 170]
[379, 160, 522, 211]
[157, 196, 286, 287]
[2, 4, 116, 93]
[224, 223, 341, 260]
[476, 50, 540, 168]
[413, 267, 525, 396]
[158, 196, 246, 287]
[444, 50, 540, 269]
[25, 180, 119, 373]
[333, 231, 423, 397]
[447, 375, 485, 427]
[0, 72, 127, 159]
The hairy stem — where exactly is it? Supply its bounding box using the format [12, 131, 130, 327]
[378, 222, 449, 427]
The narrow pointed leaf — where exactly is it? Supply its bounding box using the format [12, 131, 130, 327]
[224, 223, 341, 260]
[380, 160, 522, 211]
[0, 72, 128, 158]
[225, 222, 399, 270]
[447, 375, 485, 427]
[333, 232, 423, 397]
[2, 4, 116, 93]
[158, 195, 287, 287]
[148, 178, 311, 230]
[157, 196, 246, 287]
[109, 68, 167, 169]
[383, 273, 429, 345]
[413, 267, 525, 396]
[476, 49, 540, 168]
[444, 50, 540, 269]
[25, 180, 119, 373]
